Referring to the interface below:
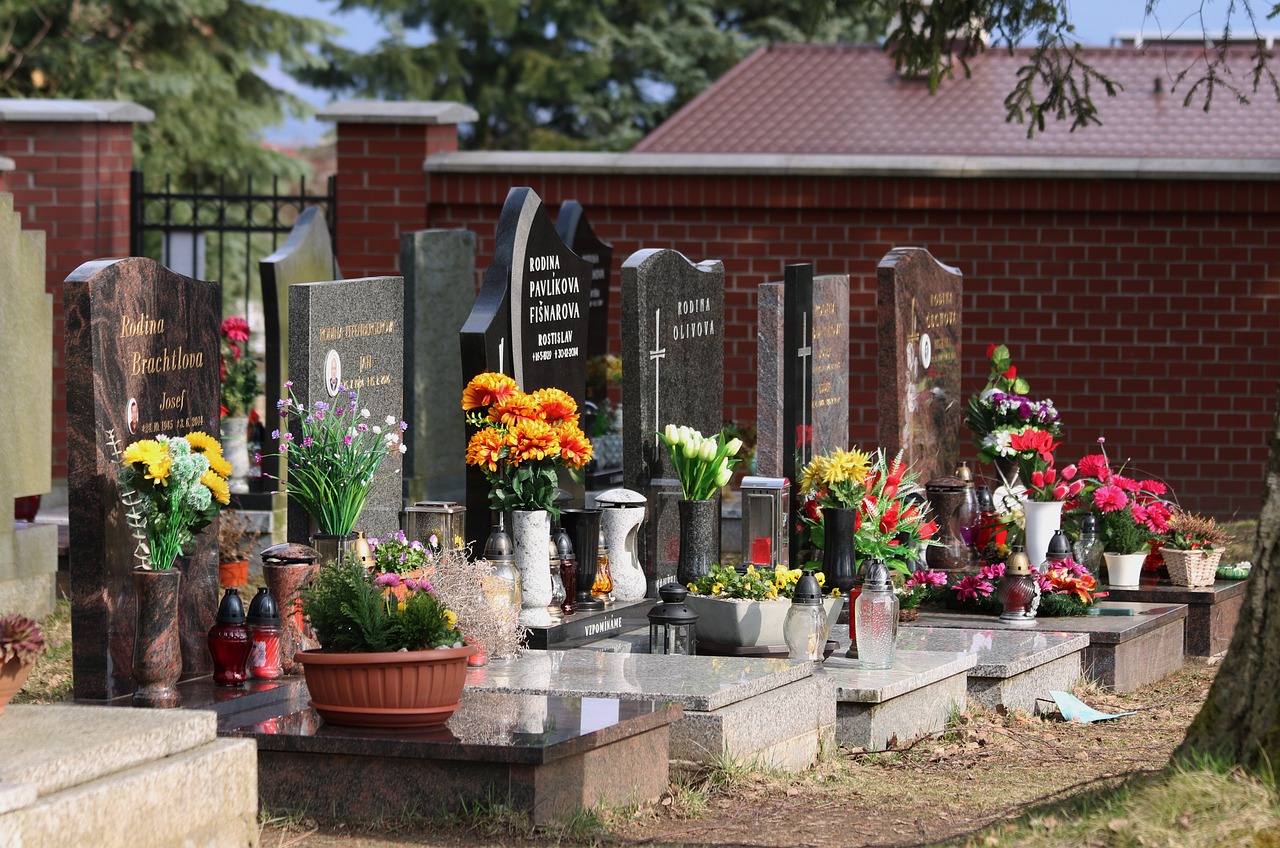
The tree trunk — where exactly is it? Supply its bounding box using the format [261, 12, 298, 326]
[1177, 380, 1280, 769]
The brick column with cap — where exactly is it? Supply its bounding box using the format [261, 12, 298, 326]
[318, 100, 477, 278]
[0, 99, 154, 496]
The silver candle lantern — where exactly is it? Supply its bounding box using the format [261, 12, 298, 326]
[739, 476, 790, 569]
[402, 501, 467, 552]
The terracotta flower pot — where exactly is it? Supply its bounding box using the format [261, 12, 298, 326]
[295, 644, 476, 728]
[219, 559, 249, 587]
[0, 657, 34, 716]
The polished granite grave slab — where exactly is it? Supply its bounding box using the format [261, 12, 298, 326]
[816, 642, 974, 751]
[468, 649, 829, 771]
[905, 601, 1187, 693]
[1104, 577, 1247, 656]
[226, 690, 680, 826]
[525, 597, 656, 649]
[895, 627, 1089, 714]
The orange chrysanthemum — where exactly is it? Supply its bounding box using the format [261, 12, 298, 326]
[490, 392, 542, 427]
[508, 419, 559, 466]
[531, 387, 578, 424]
[557, 425, 594, 469]
[465, 428, 509, 473]
[462, 371, 519, 411]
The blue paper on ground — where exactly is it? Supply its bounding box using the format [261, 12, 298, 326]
[1049, 690, 1136, 723]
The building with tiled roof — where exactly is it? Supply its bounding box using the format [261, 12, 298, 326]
[633, 42, 1280, 158]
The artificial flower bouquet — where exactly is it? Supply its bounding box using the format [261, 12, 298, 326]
[265, 381, 407, 537]
[904, 557, 1106, 617]
[1066, 441, 1171, 555]
[964, 344, 1063, 473]
[1164, 510, 1231, 552]
[463, 372, 593, 516]
[687, 561, 828, 600]
[658, 424, 743, 501]
[797, 447, 939, 575]
[119, 432, 231, 569]
[301, 558, 464, 653]
[219, 316, 261, 418]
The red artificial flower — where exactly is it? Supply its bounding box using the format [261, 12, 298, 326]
[919, 520, 939, 540]
[1031, 470, 1045, 489]
[220, 404, 229, 418]
[986, 343, 997, 360]
[221, 316, 251, 343]
[1093, 484, 1129, 512]
[1077, 454, 1110, 482]
[1003, 365, 1017, 380]
[1044, 466, 1056, 485]
[880, 502, 901, 535]
[1112, 475, 1141, 493]
[1060, 464, 1077, 481]
[1052, 483, 1068, 499]
[1141, 479, 1169, 496]
[1009, 428, 1058, 462]
[248, 408, 260, 426]
[1067, 480, 1084, 497]
[803, 499, 822, 522]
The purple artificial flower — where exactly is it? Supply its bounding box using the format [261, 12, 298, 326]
[374, 572, 403, 588]
[343, 435, 353, 446]
[399, 421, 408, 432]
[254, 453, 262, 463]
[271, 429, 280, 440]
[314, 401, 328, 412]
[284, 380, 293, 388]
[357, 422, 369, 432]
[282, 432, 294, 441]
[302, 437, 314, 447]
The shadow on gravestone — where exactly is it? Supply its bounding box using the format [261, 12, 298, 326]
[460, 188, 592, 548]
[287, 276, 404, 544]
[402, 229, 475, 504]
[259, 208, 341, 532]
[620, 248, 725, 596]
[876, 247, 963, 486]
[64, 257, 221, 701]
[0, 193, 56, 620]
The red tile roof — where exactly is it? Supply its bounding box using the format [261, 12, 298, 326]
[633, 43, 1280, 158]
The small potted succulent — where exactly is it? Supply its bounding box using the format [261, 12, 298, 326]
[0, 614, 47, 716]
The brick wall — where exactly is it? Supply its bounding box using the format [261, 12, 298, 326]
[333, 149, 1277, 519]
[1, 119, 136, 487]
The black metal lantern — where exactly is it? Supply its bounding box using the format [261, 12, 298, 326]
[648, 583, 698, 655]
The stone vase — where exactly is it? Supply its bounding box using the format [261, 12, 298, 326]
[821, 507, 859, 594]
[677, 499, 718, 587]
[263, 561, 320, 675]
[601, 505, 647, 602]
[220, 415, 251, 495]
[1022, 499, 1064, 571]
[132, 567, 182, 708]
[512, 509, 553, 627]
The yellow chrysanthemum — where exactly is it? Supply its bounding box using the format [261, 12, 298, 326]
[465, 427, 509, 473]
[556, 424, 593, 469]
[799, 455, 828, 494]
[530, 387, 578, 423]
[443, 609, 458, 629]
[122, 439, 166, 466]
[508, 418, 558, 465]
[822, 447, 872, 487]
[201, 470, 230, 505]
[185, 431, 232, 477]
[490, 392, 542, 427]
[462, 371, 519, 411]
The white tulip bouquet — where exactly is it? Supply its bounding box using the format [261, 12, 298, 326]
[659, 424, 743, 501]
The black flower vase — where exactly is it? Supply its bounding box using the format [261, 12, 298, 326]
[677, 499, 718, 586]
[822, 507, 859, 594]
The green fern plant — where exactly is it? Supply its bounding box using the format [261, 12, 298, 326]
[301, 560, 462, 653]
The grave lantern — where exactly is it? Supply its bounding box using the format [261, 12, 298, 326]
[481, 518, 523, 614]
[648, 583, 698, 656]
[403, 501, 467, 552]
[740, 476, 790, 569]
[997, 549, 1039, 624]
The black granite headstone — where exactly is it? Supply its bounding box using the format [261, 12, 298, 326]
[259, 208, 341, 509]
[620, 249, 725, 596]
[65, 257, 221, 701]
[555, 200, 613, 363]
[460, 188, 593, 547]
[287, 276, 404, 542]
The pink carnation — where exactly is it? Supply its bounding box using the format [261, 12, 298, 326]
[1077, 454, 1110, 482]
[220, 316, 250, 343]
[978, 562, 1006, 581]
[1112, 475, 1141, 493]
[905, 569, 948, 589]
[1093, 484, 1129, 512]
[1140, 479, 1168, 496]
[955, 576, 995, 601]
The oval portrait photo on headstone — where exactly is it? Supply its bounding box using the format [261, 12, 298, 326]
[325, 349, 342, 396]
[127, 397, 139, 434]
[920, 333, 932, 370]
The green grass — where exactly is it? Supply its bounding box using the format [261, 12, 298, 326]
[13, 598, 73, 705]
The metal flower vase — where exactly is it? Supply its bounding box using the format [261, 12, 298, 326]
[821, 507, 859, 594]
[677, 499, 718, 587]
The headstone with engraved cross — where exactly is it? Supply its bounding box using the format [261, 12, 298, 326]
[459, 187, 593, 547]
[621, 249, 725, 596]
[876, 247, 963, 484]
[64, 257, 221, 701]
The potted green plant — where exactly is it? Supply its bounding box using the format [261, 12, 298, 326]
[295, 558, 473, 728]
[0, 614, 47, 716]
[684, 562, 840, 650]
[1163, 511, 1232, 587]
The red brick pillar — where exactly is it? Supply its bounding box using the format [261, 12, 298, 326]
[318, 101, 477, 278]
[0, 100, 153, 501]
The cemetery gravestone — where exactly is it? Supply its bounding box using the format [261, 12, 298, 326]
[460, 188, 593, 547]
[65, 257, 221, 700]
[288, 276, 405, 543]
[0, 194, 57, 619]
[621, 249, 725, 595]
[259, 208, 340, 524]
[403, 229, 475, 503]
[876, 248, 963, 485]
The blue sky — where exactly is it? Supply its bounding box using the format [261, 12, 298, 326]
[258, 0, 1241, 145]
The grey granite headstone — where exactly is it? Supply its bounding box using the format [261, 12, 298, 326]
[64, 257, 221, 701]
[876, 248, 963, 485]
[287, 276, 404, 542]
[556, 200, 614, 365]
[259, 208, 340, 526]
[402, 229, 475, 503]
[459, 188, 592, 546]
[620, 249, 725, 595]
